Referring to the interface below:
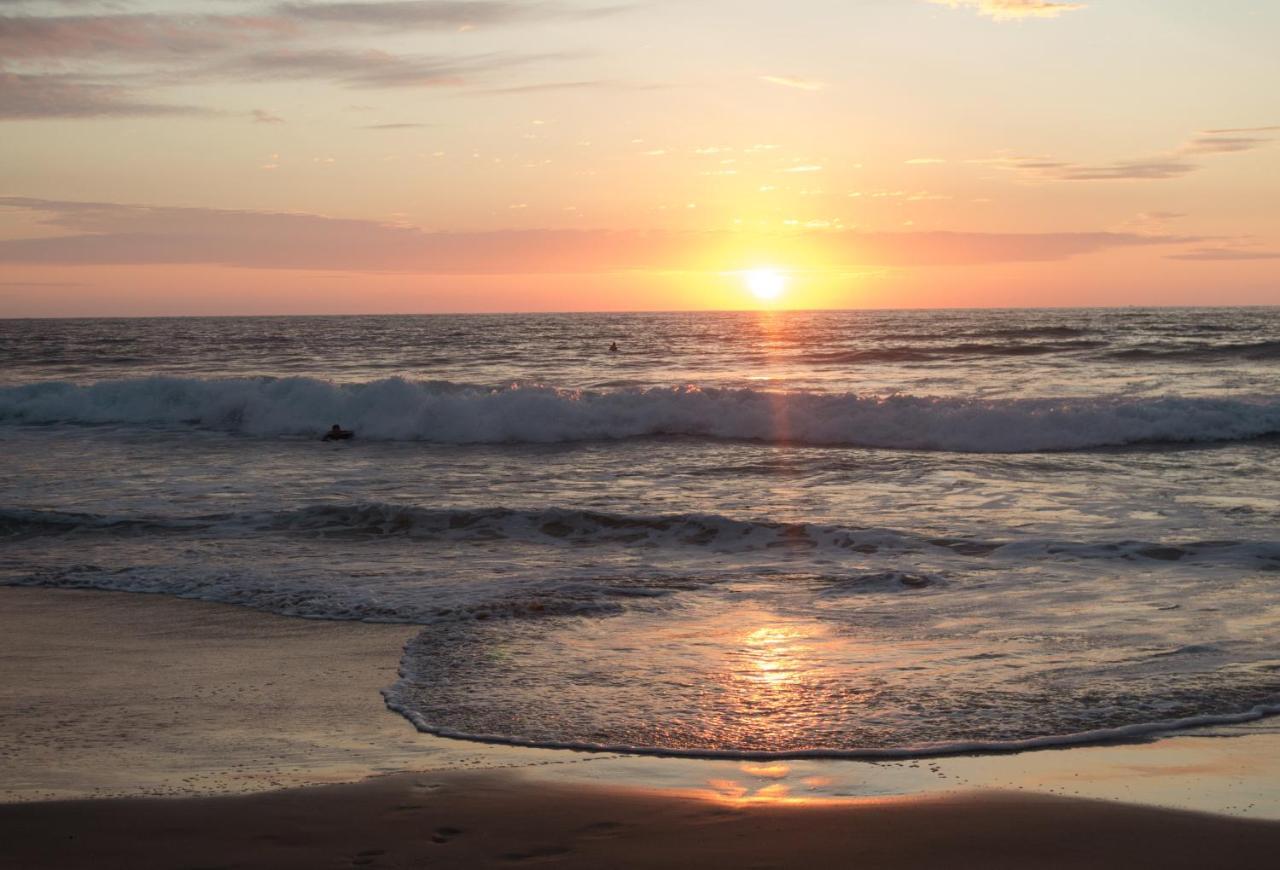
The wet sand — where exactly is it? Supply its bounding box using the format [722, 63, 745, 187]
[0, 587, 426, 799]
[4, 770, 1280, 870]
[3, 586, 1279, 868]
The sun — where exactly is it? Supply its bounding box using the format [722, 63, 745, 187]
[743, 269, 787, 302]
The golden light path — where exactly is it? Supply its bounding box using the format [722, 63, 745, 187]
[699, 621, 860, 806]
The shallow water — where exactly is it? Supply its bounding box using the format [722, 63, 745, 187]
[2, 308, 1278, 755]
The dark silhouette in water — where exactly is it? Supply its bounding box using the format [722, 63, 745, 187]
[609, 341, 619, 353]
[322, 424, 353, 441]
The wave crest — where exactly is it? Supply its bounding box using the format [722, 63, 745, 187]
[5, 504, 1279, 567]
[3, 376, 1280, 452]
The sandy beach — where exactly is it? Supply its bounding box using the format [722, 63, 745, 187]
[3, 586, 1279, 868]
[7, 769, 1280, 870]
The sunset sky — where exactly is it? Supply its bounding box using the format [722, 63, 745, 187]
[1, 0, 1277, 315]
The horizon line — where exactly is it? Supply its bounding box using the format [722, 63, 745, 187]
[4, 302, 1279, 321]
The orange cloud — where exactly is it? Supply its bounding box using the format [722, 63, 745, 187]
[0, 197, 1199, 274]
[1167, 247, 1280, 261]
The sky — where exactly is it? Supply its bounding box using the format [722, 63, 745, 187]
[1, 0, 1278, 315]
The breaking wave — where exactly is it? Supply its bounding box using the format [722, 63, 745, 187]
[3, 376, 1280, 452]
[1107, 341, 1280, 362]
[798, 340, 1107, 364]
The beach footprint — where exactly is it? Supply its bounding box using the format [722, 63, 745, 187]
[576, 820, 626, 838]
[431, 826, 464, 844]
[499, 844, 572, 862]
[350, 848, 386, 866]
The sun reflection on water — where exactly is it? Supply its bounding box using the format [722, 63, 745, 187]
[744, 625, 805, 686]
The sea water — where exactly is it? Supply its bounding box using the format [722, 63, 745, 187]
[2, 308, 1278, 756]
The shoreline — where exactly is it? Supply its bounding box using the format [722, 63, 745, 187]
[5, 585, 1280, 866]
[3, 586, 1280, 815]
[388, 697, 1280, 763]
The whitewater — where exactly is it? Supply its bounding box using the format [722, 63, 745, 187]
[2, 307, 1278, 757]
[5, 377, 1280, 451]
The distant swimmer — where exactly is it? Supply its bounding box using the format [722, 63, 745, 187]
[609, 341, 619, 353]
[322, 424, 353, 441]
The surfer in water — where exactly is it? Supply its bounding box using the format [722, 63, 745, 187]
[322, 424, 353, 441]
[609, 341, 619, 353]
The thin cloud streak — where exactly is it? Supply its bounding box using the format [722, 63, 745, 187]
[0, 12, 294, 59]
[0, 2, 612, 62]
[276, 1, 626, 29]
[475, 79, 662, 94]
[199, 47, 567, 89]
[981, 127, 1276, 182]
[0, 3, 618, 116]
[1168, 247, 1280, 261]
[1182, 136, 1272, 155]
[0, 197, 1199, 273]
[0, 72, 208, 119]
[1202, 125, 1280, 135]
[979, 154, 1196, 181]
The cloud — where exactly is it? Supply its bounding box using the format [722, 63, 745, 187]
[0, 12, 293, 59]
[209, 47, 551, 88]
[839, 230, 1190, 266]
[475, 79, 662, 95]
[1054, 159, 1197, 181]
[0, 197, 1199, 273]
[1167, 247, 1280, 261]
[0, 71, 206, 119]
[982, 154, 1197, 181]
[1201, 125, 1280, 135]
[362, 121, 428, 128]
[229, 47, 465, 86]
[252, 108, 285, 123]
[1180, 128, 1277, 155]
[275, 1, 620, 29]
[758, 75, 825, 91]
[928, 1, 1086, 21]
[0, 3, 617, 118]
[0, 3, 606, 61]
[277, 0, 532, 27]
[1181, 136, 1271, 154]
[982, 126, 1276, 183]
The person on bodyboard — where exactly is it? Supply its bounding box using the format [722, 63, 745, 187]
[322, 424, 353, 441]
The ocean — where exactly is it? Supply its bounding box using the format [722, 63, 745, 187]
[2, 308, 1279, 758]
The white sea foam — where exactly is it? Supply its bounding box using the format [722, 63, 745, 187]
[381, 695, 1280, 761]
[3, 376, 1280, 452]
